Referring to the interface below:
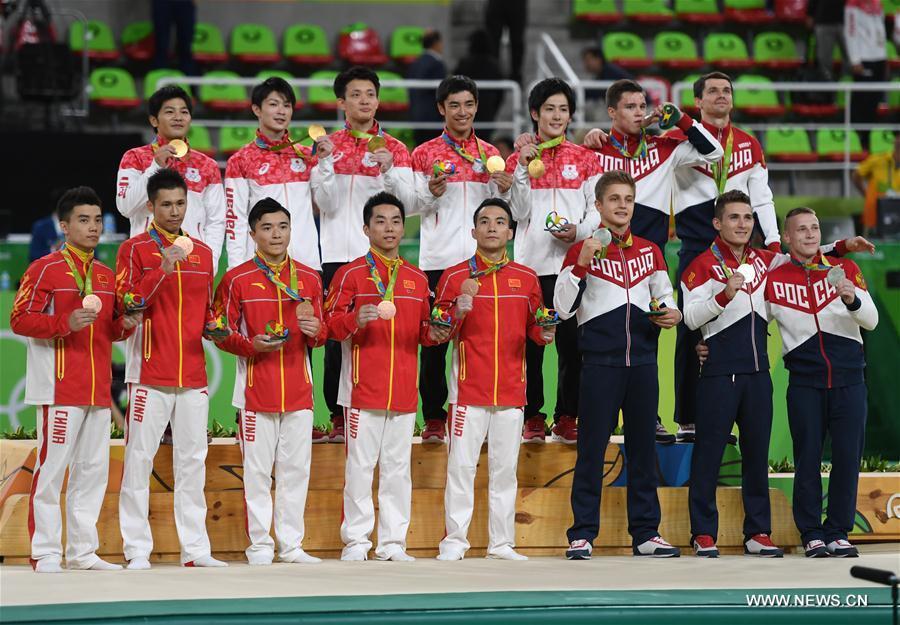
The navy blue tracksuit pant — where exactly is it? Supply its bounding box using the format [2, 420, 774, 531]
[787, 383, 867, 545]
[568, 363, 660, 546]
[674, 246, 704, 425]
[690, 372, 773, 539]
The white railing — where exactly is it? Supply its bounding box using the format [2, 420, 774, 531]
[535, 32, 585, 126]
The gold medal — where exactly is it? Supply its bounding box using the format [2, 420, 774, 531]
[461, 278, 480, 297]
[173, 236, 194, 254]
[377, 300, 396, 320]
[528, 158, 545, 178]
[307, 124, 326, 141]
[296, 300, 315, 317]
[82, 294, 102, 312]
[366, 136, 387, 152]
[486, 155, 506, 174]
[169, 139, 188, 158]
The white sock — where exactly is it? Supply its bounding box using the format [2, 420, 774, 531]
[247, 558, 272, 566]
[187, 555, 228, 568]
[436, 551, 464, 561]
[487, 547, 528, 561]
[280, 549, 322, 564]
[85, 558, 123, 571]
[386, 551, 416, 562]
[34, 559, 63, 574]
[126, 557, 151, 571]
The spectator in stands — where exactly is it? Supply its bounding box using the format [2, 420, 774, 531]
[845, 0, 887, 151]
[485, 0, 526, 85]
[152, 0, 198, 76]
[454, 29, 505, 123]
[807, 0, 847, 80]
[581, 46, 633, 103]
[28, 205, 64, 261]
[407, 29, 446, 145]
[853, 133, 900, 232]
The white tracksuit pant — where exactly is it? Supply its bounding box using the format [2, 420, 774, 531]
[341, 407, 415, 559]
[440, 404, 524, 557]
[238, 409, 313, 563]
[29, 405, 111, 568]
[119, 384, 211, 564]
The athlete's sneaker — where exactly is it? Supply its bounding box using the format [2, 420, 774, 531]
[655, 420, 676, 444]
[804, 539, 829, 558]
[328, 417, 345, 443]
[634, 535, 681, 557]
[744, 534, 784, 558]
[522, 415, 547, 444]
[693, 535, 719, 558]
[487, 546, 528, 561]
[551, 415, 578, 444]
[826, 539, 859, 558]
[676, 424, 695, 443]
[311, 426, 328, 444]
[421, 418, 446, 443]
[565, 539, 592, 560]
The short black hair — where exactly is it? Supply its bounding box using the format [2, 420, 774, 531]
[436, 75, 478, 105]
[606, 79, 644, 109]
[334, 66, 380, 99]
[148, 85, 192, 119]
[363, 191, 405, 226]
[784, 206, 817, 228]
[422, 29, 441, 50]
[147, 168, 187, 204]
[473, 197, 513, 226]
[249, 198, 291, 231]
[714, 189, 752, 220]
[56, 186, 102, 222]
[693, 71, 733, 99]
[252, 76, 296, 108]
[528, 78, 576, 132]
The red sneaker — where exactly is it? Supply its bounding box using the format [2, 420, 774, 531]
[692, 535, 719, 558]
[551, 415, 578, 444]
[312, 426, 328, 444]
[522, 415, 546, 444]
[421, 418, 446, 443]
[328, 417, 345, 443]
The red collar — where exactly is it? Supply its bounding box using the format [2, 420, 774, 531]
[712, 236, 750, 263]
[254, 129, 289, 147]
[701, 119, 733, 140]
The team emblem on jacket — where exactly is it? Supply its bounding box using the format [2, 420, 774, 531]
[562, 164, 578, 180]
[472, 160, 485, 174]
[185, 167, 201, 183]
[258, 163, 270, 176]
[290, 158, 306, 173]
[361, 152, 377, 168]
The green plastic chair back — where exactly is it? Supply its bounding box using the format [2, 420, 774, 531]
[704, 33, 750, 64]
[70, 20, 117, 57]
[883, 0, 900, 12]
[220, 126, 257, 154]
[187, 125, 214, 155]
[199, 70, 248, 108]
[385, 127, 415, 150]
[573, 0, 618, 19]
[192, 22, 227, 60]
[230, 23, 278, 60]
[835, 75, 854, 108]
[255, 70, 301, 106]
[679, 74, 702, 108]
[888, 78, 900, 109]
[602, 32, 649, 65]
[675, 0, 718, 13]
[377, 70, 409, 109]
[144, 69, 189, 99]
[888, 41, 898, 65]
[121, 21, 152, 46]
[734, 74, 780, 109]
[89, 68, 139, 105]
[308, 70, 340, 109]
[724, 0, 765, 8]
[869, 129, 895, 155]
[764, 128, 812, 158]
[753, 32, 800, 65]
[653, 31, 700, 63]
[816, 129, 864, 158]
[623, 0, 673, 18]
[390, 26, 424, 62]
[283, 23, 331, 60]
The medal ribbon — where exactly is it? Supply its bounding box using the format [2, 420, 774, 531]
[597, 228, 634, 259]
[441, 130, 487, 169]
[345, 122, 384, 142]
[366, 250, 402, 302]
[790, 254, 833, 272]
[468, 252, 509, 281]
[254, 254, 302, 300]
[711, 128, 734, 195]
[60, 244, 93, 296]
[709, 241, 748, 279]
[534, 133, 565, 158]
[147, 222, 183, 253]
[254, 130, 308, 160]
[609, 129, 648, 160]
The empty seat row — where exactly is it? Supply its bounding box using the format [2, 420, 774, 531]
[763, 128, 896, 163]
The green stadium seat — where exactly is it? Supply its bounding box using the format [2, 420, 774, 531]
[121, 21, 154, 62]
[884, 0, 900, 12]
[199, 70, 249, 112]
[192, 22, 228, 63]
[602, 32, 652, 70]
[753, 32, 802, 70]
[704, 33, 753, 69]
[653, 31, 704, 70]
[572, 0, 620, 23]
[219, 125, 257, 156]
[816, 129, 866, 162]
[187, 125, 215, 158]
[623, 0, 673, 24]
[733, 74, 784, 116]
[869, 129, 895, 155]
[377, 70, 409, 113]
[89, 67, 140, 110]
[674, 0, 723, 24]
[255, 70, 303, 109]
[308, 70, 340, 112]
[805, 33, 843, 73]
[385, 127, 415, 150]
[764, 128, 815, 162]
[283, 23, 332, 66]
[881, 78, 900, 116]
[287, 126, 314, 148]
[144, 69, 190, 100]
[390, 26, 424, 64]
[69, 20, 118, 61]
[724, 0, 774, 23]
[678, 73, 702, 113]
[230, 23, 279, 64]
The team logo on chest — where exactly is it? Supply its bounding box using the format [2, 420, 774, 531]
[361, 152, 377, 168]
[185, 167, 201, 183]
[290, 158, 306, 173]
[591, 249, 655, 286]
[258, 163, 270, 176]
[561, 163, 578, 180]
[771, 276, 837, 312]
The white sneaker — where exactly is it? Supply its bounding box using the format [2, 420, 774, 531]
[126, 557, 151, 571]
[436, 550, 464, 561]
[633, 535, 681, 557]
[565, 539, 592, 560]
[34, 559, 63, 574]
[280, 549, 322, 564]
[78, 558, 122, 571]
[804, 539, 829, 558]
[826, 539, 859, 558]
[341, 548, 368, 561]
[247, 555, 272, 566]
[487, 547, 528, 561]
[377, 550, 415, 562]
[186, 555, 228, 568]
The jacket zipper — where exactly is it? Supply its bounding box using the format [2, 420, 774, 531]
[618, 245, 632, 366]
[807, 272, 833, 388]
[748, 271, 759, 372]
